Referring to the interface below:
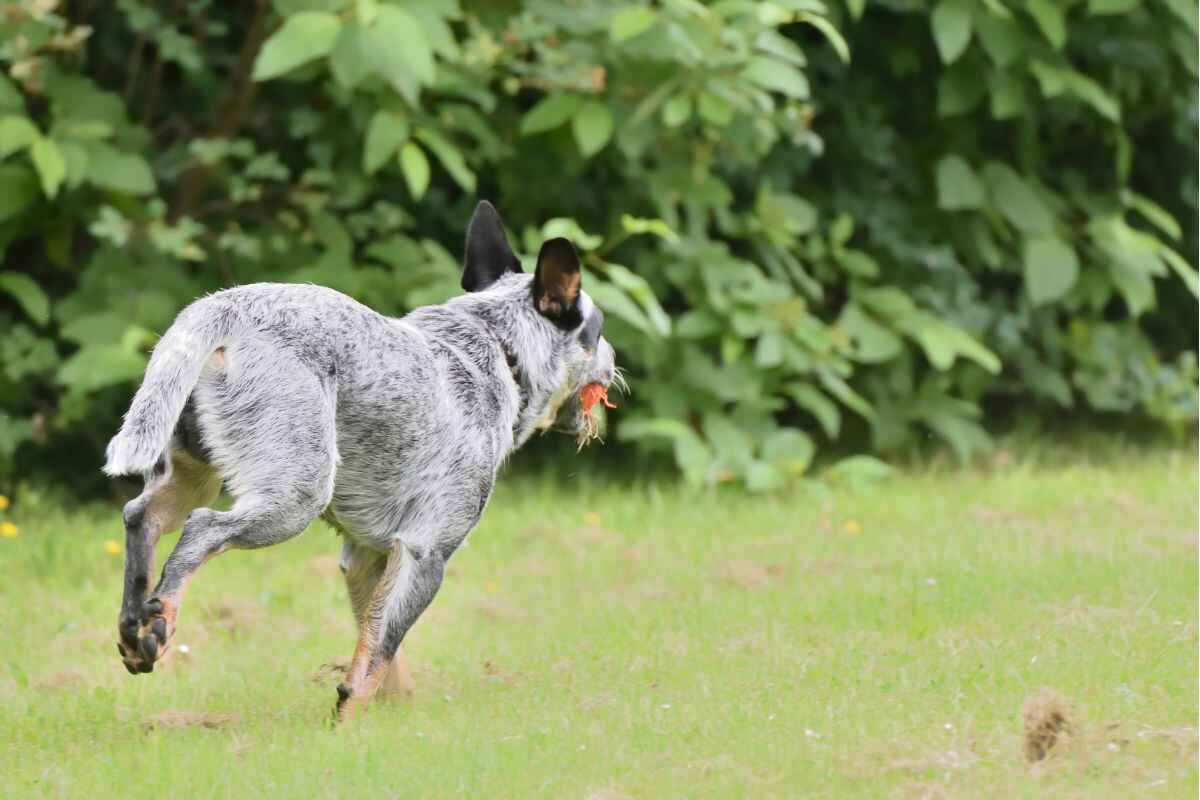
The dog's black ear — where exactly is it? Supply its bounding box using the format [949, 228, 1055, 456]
[462, 200, 522, 292]
[532, 237, 582, 325]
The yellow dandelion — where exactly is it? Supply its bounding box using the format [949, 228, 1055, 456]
[103, 539, 122, 556]
[0, 494, 9, 510]
[484, 581, 499, 594]
[842, 519, 862, 535]
[0, 521, 18, 539]
[583, 511, 602, 526]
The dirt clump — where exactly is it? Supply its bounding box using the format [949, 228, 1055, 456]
[1022, 689, 1073, 762]
[142, 710, 239, 731]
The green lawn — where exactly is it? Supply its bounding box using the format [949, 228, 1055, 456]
[1, 443, 1196, 798]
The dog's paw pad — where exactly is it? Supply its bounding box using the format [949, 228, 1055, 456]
[117, 598, 175, 675]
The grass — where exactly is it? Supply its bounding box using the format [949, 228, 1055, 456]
[0, 442, 1196, 798]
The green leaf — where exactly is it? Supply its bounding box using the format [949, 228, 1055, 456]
[364, 5, 435, 97]
[0, 164, 38, 221]
[909, 314, 1002, 373]
[931, 0, 973, 64]
[1023, 234, 1079, 305]
[1154, 244, 1200, 298]
[975, 14, 1026, 66]
[935, 155, 985, 210]
[520, 94, 584, 135]
[755, 332, 786, 367]
[662, 94, 692, 127]
[1030, 61, 1121, 121]
[1088, 0, 1140, 13]
[602, 262, 671, 335]
[983, 163, 1053, 234]
[799, 13, 850, 63]
[330, 19, 371, 89]
[617, 418, 693, 442]
[1025, 0, 1066, 48]
[1122, 191, 1182, 241]
[786, 383, 841, 438]
[252, 11, 342, 81]
[817, 367, 876, 420]
[610, 7, 658, 42]
[1109, 261, 1155, 316]
[840, 304, 901, 362]
[0, 74, 22, 113]
[57, 345, 147, 394]
[586, 280, 655, 336]
[84, 143, 156, 195]
[540, 218, 603, 250]
[697, 92, 734, 126]
[937, 66, 987, 116]
[399, 141, 430, 199]
[989, 70, 1027, 119]
[745, 461, 786, 492]
[742, 57, 810, 99]
[362, 110, 410, 173]
[823, 455, 893, 488]
[0, 272, 50, 325]
[763, 428, 814, 476]
[0, 116, 39, 159]
[59, 140, 88, 189]
[30, 137, 65, 199]
[414, 128, 476, 192]
[703, 413, 754, 472]
[572, 102, 614, 157]
[755, 29, 808, 67]
[620, 214, 680, 243]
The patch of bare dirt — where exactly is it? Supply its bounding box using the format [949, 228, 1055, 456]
[1022, 689, 1073, 762]
[474, 596, 524, 621]
[1139, 725, 1199, 760]
[482, 659, 520, 686]
[141, 710, 239, 731]
[205, 599, 266, 634]
[35, 671, 84, 691]
[717, 559, 786, 590]
[310, 658, 350, 683]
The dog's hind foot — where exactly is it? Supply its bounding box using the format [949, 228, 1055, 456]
[117, 597, 177, 674]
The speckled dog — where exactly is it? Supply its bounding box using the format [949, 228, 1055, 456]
[103, 202, 617, 720]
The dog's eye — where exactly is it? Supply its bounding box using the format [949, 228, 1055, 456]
[579, 308, 603, 351]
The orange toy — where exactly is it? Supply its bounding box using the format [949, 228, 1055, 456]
[580, 382, 617, 414]
[578, 382, 616, 446]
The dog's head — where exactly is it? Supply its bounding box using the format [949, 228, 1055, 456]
[459, 201, 619, 445]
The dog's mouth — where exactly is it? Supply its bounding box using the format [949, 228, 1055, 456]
[561, 371, 626, 447]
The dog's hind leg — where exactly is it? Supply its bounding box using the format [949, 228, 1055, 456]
[335, 539, 448, 721]
[118, 448, 220, 674]
[341, 542, 416, 699]
[129, 353, 338, 672]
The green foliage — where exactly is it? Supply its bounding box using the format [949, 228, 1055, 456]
[0, 0, 1195, 491]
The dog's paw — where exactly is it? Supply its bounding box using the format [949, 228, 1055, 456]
[117, 597, 175, 674]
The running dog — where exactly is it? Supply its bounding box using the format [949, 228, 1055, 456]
[104, 201, 618, 720]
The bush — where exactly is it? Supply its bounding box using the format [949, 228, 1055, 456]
[0, 0, 1195, 492]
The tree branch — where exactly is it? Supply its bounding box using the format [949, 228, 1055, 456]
[172, 0, 273, 221]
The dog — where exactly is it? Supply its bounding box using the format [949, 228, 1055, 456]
[103, 201, 618, 720]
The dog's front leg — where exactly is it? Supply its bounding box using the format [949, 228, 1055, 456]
[336, 540, 446, 722]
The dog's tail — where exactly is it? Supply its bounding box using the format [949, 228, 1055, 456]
[102, 296, 242, 477]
